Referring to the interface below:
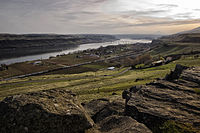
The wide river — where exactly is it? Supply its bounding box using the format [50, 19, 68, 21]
[0, 39, 151, 65]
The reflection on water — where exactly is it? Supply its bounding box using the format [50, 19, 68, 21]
[0, 39, 151, 65]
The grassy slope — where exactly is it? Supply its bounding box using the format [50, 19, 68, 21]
[151, 42, 200, 57]
[1, 56, 200, 102]
[0, 53, 99, 79]
[151, 33, 200, 56]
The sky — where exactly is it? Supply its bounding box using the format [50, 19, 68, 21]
[0, 0, 200, 34]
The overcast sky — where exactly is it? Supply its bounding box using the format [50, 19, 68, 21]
[0, 0, 200, 34]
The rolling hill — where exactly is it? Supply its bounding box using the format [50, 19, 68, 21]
[150, 27, 200, 56]
[178, 26, 200, 34]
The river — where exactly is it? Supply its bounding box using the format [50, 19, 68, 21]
[0, 39, 151, 65]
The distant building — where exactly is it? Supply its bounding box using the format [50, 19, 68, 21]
[152, 60, 163, 66]
[84, 53, 90, 55]
[33, 61, 42, 65]
[107, 67, 115, 70]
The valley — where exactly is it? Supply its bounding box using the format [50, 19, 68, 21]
[1, 0, 200, 132]
[0, 34, 116, 60]
[0, 29, 200, 133]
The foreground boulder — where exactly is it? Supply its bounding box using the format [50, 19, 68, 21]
[98, 115, 152, 133]
[83, 98, 124, 123]
[124, 66, 200, 131]
[0, 89, 93, 133]
[84, 98, 152, 133]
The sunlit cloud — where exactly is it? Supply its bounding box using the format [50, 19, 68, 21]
[0, 0, 200, 34]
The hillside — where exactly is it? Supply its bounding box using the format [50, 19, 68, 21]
[156, 26, 200, 43]
[0, 64, 199, 133]
[179, 26, 200, 34]
[0, 34, 116, 60]
[158, 33, 200, 43]
[115, 34, 162, 40]
[151, 28, 200, 57]
[0, 28, 200, 132]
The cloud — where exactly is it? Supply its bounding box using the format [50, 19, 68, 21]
[0, 0, 199, 34]
[157, 4, 178, 8]
[126, 19, 200, 27]
[120, 10, 167, 17]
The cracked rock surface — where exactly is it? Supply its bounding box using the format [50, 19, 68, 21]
[125, 66, 200, 131]
[0, 89, 93, 133]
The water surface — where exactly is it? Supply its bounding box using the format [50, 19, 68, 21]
[0, 39, 151, 65]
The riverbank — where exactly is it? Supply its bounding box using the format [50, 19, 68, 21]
[0, 34, 117, 60]
[0, 42, 150, 79]
[0, 39, 151, 65]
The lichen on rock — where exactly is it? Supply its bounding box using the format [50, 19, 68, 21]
[0, 89, 93, 133]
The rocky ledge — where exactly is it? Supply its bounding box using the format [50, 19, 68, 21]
[84, 98, 152, 133]
[124, 65, 200, 132]
[0, 89, 93, 133]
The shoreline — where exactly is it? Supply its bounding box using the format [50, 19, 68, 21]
[0, 34, 117, 61]
[0, 39, 151, 65]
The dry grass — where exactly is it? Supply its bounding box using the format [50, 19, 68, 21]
[0, 55, 200, 102]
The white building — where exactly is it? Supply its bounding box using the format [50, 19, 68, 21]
[107, 67, 115, 70]
[33, 61, 42, 65]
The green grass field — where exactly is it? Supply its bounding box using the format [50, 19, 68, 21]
[1, 55, 199, 102]
[0, 53, 99, 79]
[151, 42, 200, 57]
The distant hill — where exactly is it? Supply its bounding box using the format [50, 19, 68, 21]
[178, 26, 200, 34]
[157, 26, 200, 43]
[0, 34, 116, 60]
[151, 27, 200, 56]
[114, 34, 162, 40]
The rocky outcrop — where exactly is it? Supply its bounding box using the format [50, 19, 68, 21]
[180, 67, 200, 86]
[165, 64, 188, 80]
[84, 99, 124, 123]
[124, 65, 200, 131]
[0, 89, 93, 133]
[0, 89, 152, 133]
[84, 98, 152, 133]
[98, 115, 152, 133]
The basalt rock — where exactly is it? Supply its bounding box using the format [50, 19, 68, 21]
[180, 67, 200, 85]
[124, 66, 200, 131]
[83, 98, 124, 123]
[0, 89, 93, 133]
[84, 98, 152, 133]
[165, 64, 188, 80]
[98, 115, 152, 133]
